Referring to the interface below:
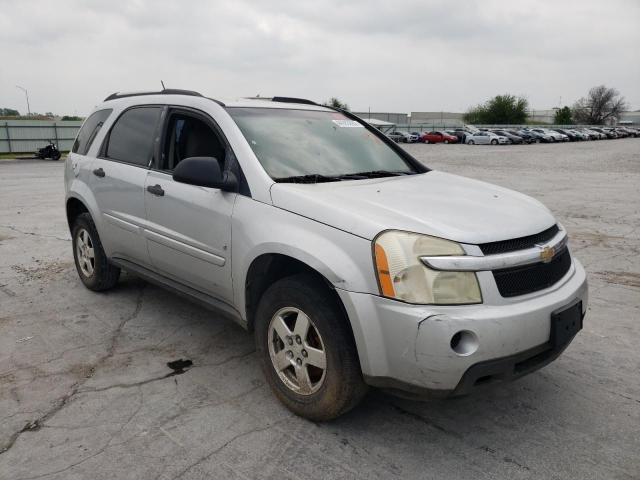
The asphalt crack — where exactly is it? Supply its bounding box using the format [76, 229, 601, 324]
[0, 285, 146, 455]
[169, 423, 277, 480]
[0, 224, 70, 242]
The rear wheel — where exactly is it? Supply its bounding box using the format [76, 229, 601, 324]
[72, 213, 120, 291]
[255, 273, 367, 421]
[467, 140, 474, 145]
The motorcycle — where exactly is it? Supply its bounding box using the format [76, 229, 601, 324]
[35, 140, 61, 160]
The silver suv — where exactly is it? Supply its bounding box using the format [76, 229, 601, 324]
[65, 90, 588, 420]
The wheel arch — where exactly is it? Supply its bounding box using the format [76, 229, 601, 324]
[244, 253, 353, 335]
[66, 196, 90, 232]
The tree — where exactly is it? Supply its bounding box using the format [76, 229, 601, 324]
[61, 115, 83, 121]
[572, 85, 628, 125]
[554, 106, 573, 125]
[463, 94, 528, 124]
[0, 107, 20, 116]
[324, 97, 350, 111]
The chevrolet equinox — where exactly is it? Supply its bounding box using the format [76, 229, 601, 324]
[65, 90, 588, 420]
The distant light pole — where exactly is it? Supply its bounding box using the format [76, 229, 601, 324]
[16, 85, 31, 116]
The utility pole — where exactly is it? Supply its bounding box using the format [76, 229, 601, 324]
[16, 85, 31, 116]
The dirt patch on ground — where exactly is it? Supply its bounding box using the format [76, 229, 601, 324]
[570, 231, 628, 249]
[11, 260, 73, 284]
[593, 271, 640, 288]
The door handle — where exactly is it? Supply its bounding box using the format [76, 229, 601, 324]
[147, 184, 165, 196]
[92, 168, 105, 178]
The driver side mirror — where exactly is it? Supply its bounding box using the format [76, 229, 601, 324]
[172, 157, 238, 192]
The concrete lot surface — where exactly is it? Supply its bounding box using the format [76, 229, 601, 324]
[1, 140, 639, 479]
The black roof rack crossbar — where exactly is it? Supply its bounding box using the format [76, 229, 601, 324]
[271, 96, 318, 106]
[103, 89, 204, 102]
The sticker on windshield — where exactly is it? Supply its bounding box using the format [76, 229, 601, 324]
[332, 119, 363, 128]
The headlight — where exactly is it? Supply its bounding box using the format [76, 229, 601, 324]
[373, 230, 482, 305]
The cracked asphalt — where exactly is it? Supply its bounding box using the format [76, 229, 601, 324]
[1, 139, 639, 479]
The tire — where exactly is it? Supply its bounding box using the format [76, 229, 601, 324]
[254, 273, 367, 421]
[52, 151, 61, 161]
[72, 212, 120, 291]
[467, 140, 474, 145]
[444, 140, 449, 144]
[491, 139, 498, 145]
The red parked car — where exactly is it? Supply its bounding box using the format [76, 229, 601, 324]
[421, 131, 458, 144]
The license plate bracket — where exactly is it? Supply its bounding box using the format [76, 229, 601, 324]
[550, 300, 583, 348]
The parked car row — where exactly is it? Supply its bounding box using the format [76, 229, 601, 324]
[387, 126, 639, 145]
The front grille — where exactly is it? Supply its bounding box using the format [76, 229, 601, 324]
[493, 247, 571, 297]
[480, 224, 559, 255]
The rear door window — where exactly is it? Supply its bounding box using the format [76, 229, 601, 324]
[72, 109, 112, 155]
[105, 107, 162, 166]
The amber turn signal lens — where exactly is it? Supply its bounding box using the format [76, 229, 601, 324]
[374, 243, 396, 297]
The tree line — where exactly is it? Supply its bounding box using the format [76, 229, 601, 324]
[463, 85, 629, 125]
[0, 108, 83, 120]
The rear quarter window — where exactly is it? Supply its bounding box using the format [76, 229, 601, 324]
[72, 109, 113, 155]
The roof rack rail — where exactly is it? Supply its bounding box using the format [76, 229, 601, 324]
[271, 96, 319, 106]
[103, 89, 204, 102]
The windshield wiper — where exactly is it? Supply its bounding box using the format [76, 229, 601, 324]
[335, 170, 410, 180]
[274, 174, 341, 184]
[274, 170, 412, 184]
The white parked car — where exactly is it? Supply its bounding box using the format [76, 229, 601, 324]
[466, 131, 510, 145]
[65, 90, 588, 420]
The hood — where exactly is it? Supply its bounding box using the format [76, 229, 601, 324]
[269, 171, 556, 244]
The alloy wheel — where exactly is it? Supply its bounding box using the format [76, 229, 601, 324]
[76, 228, 95, 277]
[268, 307, 327, 395]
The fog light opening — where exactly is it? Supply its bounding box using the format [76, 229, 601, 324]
[450, 330, 479, 356]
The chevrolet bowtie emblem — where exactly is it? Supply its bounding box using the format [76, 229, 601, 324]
[539, 245, 555, 263]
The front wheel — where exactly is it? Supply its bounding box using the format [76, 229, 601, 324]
[52, 151, 61, 161]
[467, 140, 474, 145]
[255, 273, 367, 421]
[444, 140, 449, 144]
[491, 139, 498, 145]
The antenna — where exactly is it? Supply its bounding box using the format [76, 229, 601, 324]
[161, 80, 166, 89]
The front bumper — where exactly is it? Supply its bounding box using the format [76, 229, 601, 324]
[336, 259, 588, 397]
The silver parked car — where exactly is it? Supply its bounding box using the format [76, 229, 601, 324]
[388, 131, 419, 143]
[532, 128, 569, 142]
[65, 90, 588, 420]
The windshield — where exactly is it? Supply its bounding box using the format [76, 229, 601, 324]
[228, 108, 417, 181]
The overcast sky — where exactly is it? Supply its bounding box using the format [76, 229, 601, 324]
[1, 0, 638, 116]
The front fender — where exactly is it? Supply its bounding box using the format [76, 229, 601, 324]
[231, 196, 378, 320]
